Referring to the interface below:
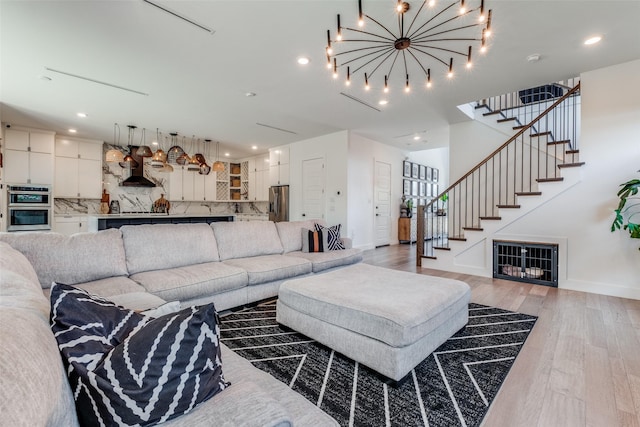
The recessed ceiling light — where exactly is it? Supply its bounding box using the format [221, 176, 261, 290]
[151, 141, 159, 146]
[413, 135, 421, 141]
[76, 112, 88, 118]
[68, 128, 77, 133]
[584, 36, 602, 45]
[297, 57, 310, 65]
[526, 54, 540, 62]
[224, 152, 230, 157]
[245, 92, 256, 97]
[378, 100, 388, 105]
[251, 145, 258, 150]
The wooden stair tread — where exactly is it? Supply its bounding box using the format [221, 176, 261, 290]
[479, 216, 502, 220]
[497, 204, 521, 208]
[497, 117, 517, 123]
[433, 246, 451, 251]
[462, 227, 483, 231]
[547, 139, 571, 146]
[530, 131, 552, 137]
[536, 177, 564, 183]
[558, 162, 585, 168]
[421, 255, 438, 260]
[483, 110, 502, 116]
[515, 192, 542, 196]
[566, 149, 580, 154]
[513, 125, 526, 130]
[448, 236, 467, 241]
[475, 104, 489, 110]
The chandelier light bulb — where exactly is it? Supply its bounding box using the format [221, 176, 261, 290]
[428, 0, 435, 6]
[404, 85, 410, 93]
[337, 34, 342, 41]
[478, 14, 485, 22]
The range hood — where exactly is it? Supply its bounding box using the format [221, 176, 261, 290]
[121, 146, 156, 187]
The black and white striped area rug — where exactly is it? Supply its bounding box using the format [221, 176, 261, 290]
[220, 301, 536, 427]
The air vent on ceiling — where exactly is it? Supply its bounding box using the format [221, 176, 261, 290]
[44, 68, 149, 96]
[339, 92, 381, 112]
[256, 123, 298, 135]
[142, 0, 215, 34]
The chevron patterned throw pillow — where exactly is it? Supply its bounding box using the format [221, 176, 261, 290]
[315, 223, 346, 250]
[50, 283, 229, 426]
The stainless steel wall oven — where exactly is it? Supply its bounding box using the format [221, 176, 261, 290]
[7, 185, 52, 231]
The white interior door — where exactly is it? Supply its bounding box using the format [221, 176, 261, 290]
[301, 157, 325, 220]
[374, 160, 391, 247]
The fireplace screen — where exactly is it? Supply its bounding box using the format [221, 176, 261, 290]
[493, 240, 558, 287]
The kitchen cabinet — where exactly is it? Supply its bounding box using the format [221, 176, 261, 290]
[169, 165, 216, 201]
[55, 215, 89, 235]
[269, 147, 289, 186]
[54, 137, 102, 198]
[248, 153, 269, 201]
[3, 128, 54, 185]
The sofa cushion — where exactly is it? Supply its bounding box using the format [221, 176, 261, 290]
[130, 262, 248, 302]
[122, 223, 220, 275]
[223, 255, 312, 286]
[275, 220, 318, 253]
[50, 283, 229, 426]
[286, 248, 364, 273]
[0, 229, 128, 288]
[212, 221, 284, 261]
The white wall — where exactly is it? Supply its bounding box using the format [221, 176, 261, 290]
[448, 59, 640, 299]
[408, 147, 450, 190]
[348, 132, 408, 249]
[288, 131, 349, 230]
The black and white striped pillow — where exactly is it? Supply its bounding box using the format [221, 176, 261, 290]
[315, 223, 346, 250]
[50, 283, 229, 426]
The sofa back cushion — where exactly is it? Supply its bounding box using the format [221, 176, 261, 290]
[121, 223, 220, 275]
[275, 220, 318, 253]
[0, 229, 128, 289]
[211, 221, 284, 261]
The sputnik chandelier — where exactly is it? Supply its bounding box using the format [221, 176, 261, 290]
[325, 0, 492, 92]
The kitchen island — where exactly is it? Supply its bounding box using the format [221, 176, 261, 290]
[88, 213, 235, 231]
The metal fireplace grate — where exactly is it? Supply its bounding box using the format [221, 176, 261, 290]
[493, 240, 558, 287]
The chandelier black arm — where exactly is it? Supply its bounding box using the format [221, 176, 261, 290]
[366, 49, 397, 78]
[404, 0, 428, 37]
[386, 50, 402, 80]
[340, 46, 395, 72]
[406, 49, 430, 78]
[413, 37, 480, 45]
[334, 44, 394, 61]
[410, 7, 480, 41]
[411, 44, 467, 59]
[364, 13, 399, 40]
[406, 1, 458, 40]
[407, 46, 450, 67]
[412, 22, 484, 43]
[402, 50, 409, 78]
[341, 26, 396, 42]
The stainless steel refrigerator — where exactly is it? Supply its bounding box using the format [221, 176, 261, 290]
[268, 185, 289, 222]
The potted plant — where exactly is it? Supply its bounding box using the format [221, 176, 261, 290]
[611, 170, 640, 250]
[436, 193, 448, 216]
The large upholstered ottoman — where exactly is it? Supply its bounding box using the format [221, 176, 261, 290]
[276, 263, 471, 381]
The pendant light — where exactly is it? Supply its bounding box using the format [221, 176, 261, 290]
[212, 141, 225, 172]
[158, 135, 174, 173]
[176, 136, 191, 165]
[137, 128, 153, 157]
[150, 128, 166, 168]
[187, 136, 201, 172]
[105, 123, 124, 162]
[199, 139, 211, 175]
[167, 133, 184, 164]
[120, 125, 139, 169]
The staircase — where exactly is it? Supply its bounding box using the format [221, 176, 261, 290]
[417, 82, 584, 273]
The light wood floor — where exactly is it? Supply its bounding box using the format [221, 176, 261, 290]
[362, 244, 640, 427]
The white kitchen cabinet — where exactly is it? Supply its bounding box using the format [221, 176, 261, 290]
[247, 153, 270, 201]
[54, 137, 102, 198]
[269, 147, 289, 186]
[3, 128, 54, 185]
[170, 166, 216, 201]
[55, 215, 89, 236]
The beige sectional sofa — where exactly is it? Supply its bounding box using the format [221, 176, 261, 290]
[0, 219, 361, 426]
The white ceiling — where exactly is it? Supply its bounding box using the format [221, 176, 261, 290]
[1, 0, 639, 159]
